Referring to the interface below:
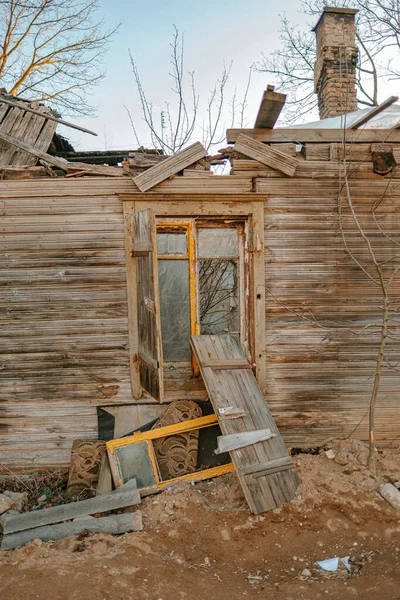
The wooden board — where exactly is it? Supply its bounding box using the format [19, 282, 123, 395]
[132, 208, 164, 401]
[190, 334, 300, 514]
[226, 128, 400, 144]
[254, 87, 286, 129]
[349, 96, 398, 129]
[133, 142, 207, 192]
[234, 133, 299, 176]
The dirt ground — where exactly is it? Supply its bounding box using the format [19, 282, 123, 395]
[1, 440, 400, 600]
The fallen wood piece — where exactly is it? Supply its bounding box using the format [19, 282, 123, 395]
[191, 334, 301, 514]
[0, 95, 98, 136]
[2, 479, 140, 535]
[234, 133, 299, 176]
[1, 511, 143, 550]
[66, 162, 123, 176]
[350, 96, 398, 129]
[133, 142, 207, 192]
[96, 454, 113, 495]
[254, 85, 286, 129]
[0, 130, 68, 170]
[215, 429, 276, 454]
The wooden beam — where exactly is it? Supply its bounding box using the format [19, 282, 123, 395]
[133, 142, 207, 192]
[254, 86, 286, 129]
[0, 130, 68, 170]
[234, 133, 299, 177]
[66, 162, 123, 176]
[2, 512, 143, 550]
[2, 479, 140, 535]
[226, 128, 400, 144]
[350, 96, 399, 129]
[0, 95, 98, 136]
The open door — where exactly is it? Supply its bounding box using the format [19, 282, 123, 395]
[132, 208, 164, 402]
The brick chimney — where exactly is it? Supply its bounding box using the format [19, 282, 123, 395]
[313, 7, 359, 119]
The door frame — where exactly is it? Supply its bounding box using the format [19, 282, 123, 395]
[121, 194, 266, 401]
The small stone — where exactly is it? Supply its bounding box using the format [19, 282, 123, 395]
[38, 494, 47, 503]
[2, 491, 28, 512]
[301, 569, 311, 577]
[325, 449, 336, 460]
[0, 494, 15, 516]
[220, 529, 231, 541]
[379, 483, 400, 510]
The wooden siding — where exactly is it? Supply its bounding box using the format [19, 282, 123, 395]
[0, 180, 134, 470]
[258, 151, 400, 447]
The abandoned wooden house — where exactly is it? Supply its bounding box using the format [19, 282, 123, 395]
[1, 6, 400, 479]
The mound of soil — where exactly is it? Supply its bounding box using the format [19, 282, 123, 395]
[1, 442, 400, 600]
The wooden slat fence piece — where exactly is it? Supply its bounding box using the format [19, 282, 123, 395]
[234, 134, 299, 177]
[1, 511, 143, 550]
[350, 96, 398, 129]
[254, 86, 286, 129]
[190, 334, 300, 514]
[0, 96, 98, 136]
[133, 142, 207, 192]
[2, 479, 140, 535]
[0, 129, 67, 170]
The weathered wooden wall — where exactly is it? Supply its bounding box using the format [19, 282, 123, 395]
[232, 143, 400, 447]
[2, 145, 400, 473]
[0, 179, 136, 470]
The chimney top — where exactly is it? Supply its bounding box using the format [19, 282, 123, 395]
[312, 6, 358, 32]
[313, 6, 359, 119]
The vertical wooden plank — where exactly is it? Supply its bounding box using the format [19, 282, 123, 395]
[252, 201, 267, 394]
[123, 200, 142, 399]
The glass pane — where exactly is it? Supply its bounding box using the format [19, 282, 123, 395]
[115, 441, 157, 487]
[199, 259, 240, 334]
[157, 232, 187, 255]
[197, 228, 238, 258]
[158, 259, 191, 360]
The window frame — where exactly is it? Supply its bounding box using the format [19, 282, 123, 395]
[122, 196, 266, 401]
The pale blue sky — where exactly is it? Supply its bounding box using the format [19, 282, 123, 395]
[64, 0, 311, 150]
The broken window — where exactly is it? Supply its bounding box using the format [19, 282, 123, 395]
[156, 219, 247, 369]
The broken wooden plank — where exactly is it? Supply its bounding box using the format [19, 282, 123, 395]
[133, 142, 207, 192]
[0, 130, 68, 170]
[191, 334, 300, 514]
[234, 133, 299, 176]
[254, 85, 286, 129]
[215, 429, 276, 454]
[66, 162, 123, 177]
[226, 128, 400, 144]
[1, 511, 143, 550]
[350, 96, 398, 129]
[2, 479, 140, 535]
[97, 455, 113, 495]
[0, 96, 98, 136]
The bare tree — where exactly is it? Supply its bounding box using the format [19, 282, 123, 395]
[0, 0, 119, 116]
[258, 0, 400, 124]
[339, 127, 400, 471]
[128, 26, 254, 155]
